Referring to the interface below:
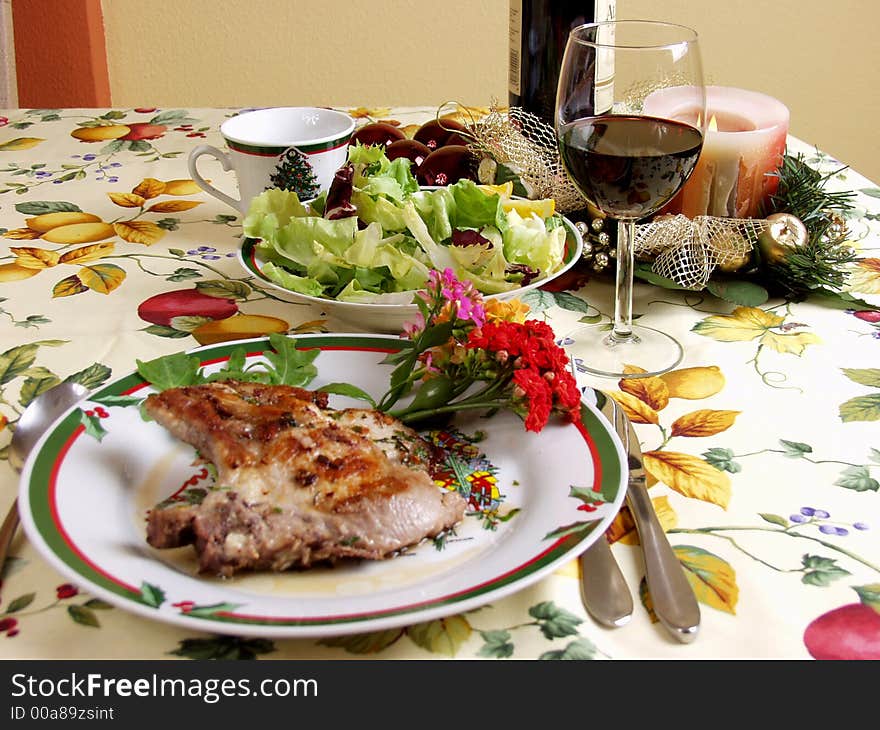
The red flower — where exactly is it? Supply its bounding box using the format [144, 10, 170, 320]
[173, 601, 195, 613]
[56, 583, 78, 600]
[134, 107, 157, 113]
[513, 368, 553, 431]
[466, 320, 580, 431]
[0, 116, 8, 127]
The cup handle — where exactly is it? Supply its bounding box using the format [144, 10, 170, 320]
[187, 144, 243, 212]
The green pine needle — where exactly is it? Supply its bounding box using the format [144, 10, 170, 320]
[766, 152, 854, 238]
[762, 153, 857, 296]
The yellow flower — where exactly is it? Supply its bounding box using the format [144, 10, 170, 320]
[484, 298, 529, 324]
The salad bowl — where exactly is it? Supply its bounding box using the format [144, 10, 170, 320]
[239, 214, 582, 333]
[238, 151, 584, 332]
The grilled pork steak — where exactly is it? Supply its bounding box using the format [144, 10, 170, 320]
[144, 380, 466, 577]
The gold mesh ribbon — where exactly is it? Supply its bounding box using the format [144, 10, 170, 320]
[635, 215, 770, 289]
[465, 105, 587, 214]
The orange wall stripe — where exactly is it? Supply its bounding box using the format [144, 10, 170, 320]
[12, 0, 111, 108]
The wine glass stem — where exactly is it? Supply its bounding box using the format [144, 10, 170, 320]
[612, 218, 636, 342]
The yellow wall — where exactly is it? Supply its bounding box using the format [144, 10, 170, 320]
[101, 0, 880, 183]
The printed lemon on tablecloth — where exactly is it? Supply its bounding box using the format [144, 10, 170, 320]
[190, 313, 289, 345]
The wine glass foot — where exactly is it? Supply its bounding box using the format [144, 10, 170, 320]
[563, 323, 683, 379]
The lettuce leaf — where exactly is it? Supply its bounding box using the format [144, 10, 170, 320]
[502, 209, 566, 275]
[244, 147, 568, 303]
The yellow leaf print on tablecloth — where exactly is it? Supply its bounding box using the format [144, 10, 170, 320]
[692, 306, 821, 355]
[0, 137, 44, 151]
[670, 409, 740, 438]
[113, 220, 165, 246]
[146, 200, 203, 213]
[640, 546, 739, 618]
[847, 258, 880, 295]
[643, 451, 732, 508]
[608, 390, 660, 424]
[77, 263, 126, 294]
[619, 368, 670, 410]
[107, 192, 147, 208]
[58, 242, 116, 265]
[613, 366, 738, 508]
[675, 545, 739, 614]
[10, 247, 61, 268]
[132, 177, 166, 199]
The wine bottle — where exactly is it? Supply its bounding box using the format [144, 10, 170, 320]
[508, 0, 617, 125]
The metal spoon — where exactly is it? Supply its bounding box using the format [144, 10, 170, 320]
[1, 381, 89, 573]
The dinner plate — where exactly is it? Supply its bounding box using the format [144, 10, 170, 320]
[238, 209, 583, 333]
[18, 333, 626, 638]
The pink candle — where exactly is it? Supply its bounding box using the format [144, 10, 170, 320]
[644, 86, 790, 218]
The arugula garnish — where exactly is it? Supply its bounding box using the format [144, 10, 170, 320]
[135, 333, 322, 392]
[136, 352, 203, 391]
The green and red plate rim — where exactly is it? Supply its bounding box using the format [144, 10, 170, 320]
[20, 333, 625, 634]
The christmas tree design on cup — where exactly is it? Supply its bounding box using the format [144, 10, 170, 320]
[269, 147, 319, 200]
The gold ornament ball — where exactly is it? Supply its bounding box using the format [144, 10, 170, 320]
[715, 250, 753, 273]
[757, 213, 808, 265]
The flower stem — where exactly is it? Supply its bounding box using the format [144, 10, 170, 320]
[395, 399, 508, 424]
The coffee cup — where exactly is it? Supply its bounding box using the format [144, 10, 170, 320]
[187, 106, 355, 213]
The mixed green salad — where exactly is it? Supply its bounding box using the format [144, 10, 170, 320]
[242, 144, 570, 303]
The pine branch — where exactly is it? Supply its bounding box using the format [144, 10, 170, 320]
[765, 152, 855, 238]
[759, 152, 857, 297]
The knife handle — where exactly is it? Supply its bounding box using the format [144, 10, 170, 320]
[627, 484, 700, 643]
[579, 535, 633, 627]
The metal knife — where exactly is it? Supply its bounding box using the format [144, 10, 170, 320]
[578, 534, 633, 627]
[608, 394, 701, 643]
[570, 362, 634, 628]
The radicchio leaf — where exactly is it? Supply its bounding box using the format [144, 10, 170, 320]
[506, 263, 539, 286]
[323, 164, 357, 220]
[450, 229, 490, 247]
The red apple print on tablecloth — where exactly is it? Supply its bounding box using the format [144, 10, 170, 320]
[803, 585, 880, 660]
[137, 288, 239, 327]
[121, 122, 167, 141]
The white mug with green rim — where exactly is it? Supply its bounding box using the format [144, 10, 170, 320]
[187, 106, 355, 213]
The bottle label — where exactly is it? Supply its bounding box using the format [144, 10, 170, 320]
[508, 1, 617, 103]
[508, 0, 522, 97]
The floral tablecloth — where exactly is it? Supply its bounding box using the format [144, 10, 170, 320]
[0, 106, 878, 661]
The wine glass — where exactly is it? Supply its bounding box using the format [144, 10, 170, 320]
[556, 20, 707, 378]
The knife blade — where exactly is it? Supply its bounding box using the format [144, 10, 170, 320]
[609, 394, 701, 643]
[578, 535, 633, 627]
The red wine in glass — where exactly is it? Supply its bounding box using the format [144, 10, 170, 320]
[558, 115, 703, 219]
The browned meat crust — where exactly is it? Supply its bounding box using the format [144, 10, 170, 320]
[144, 381, 465, 576]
